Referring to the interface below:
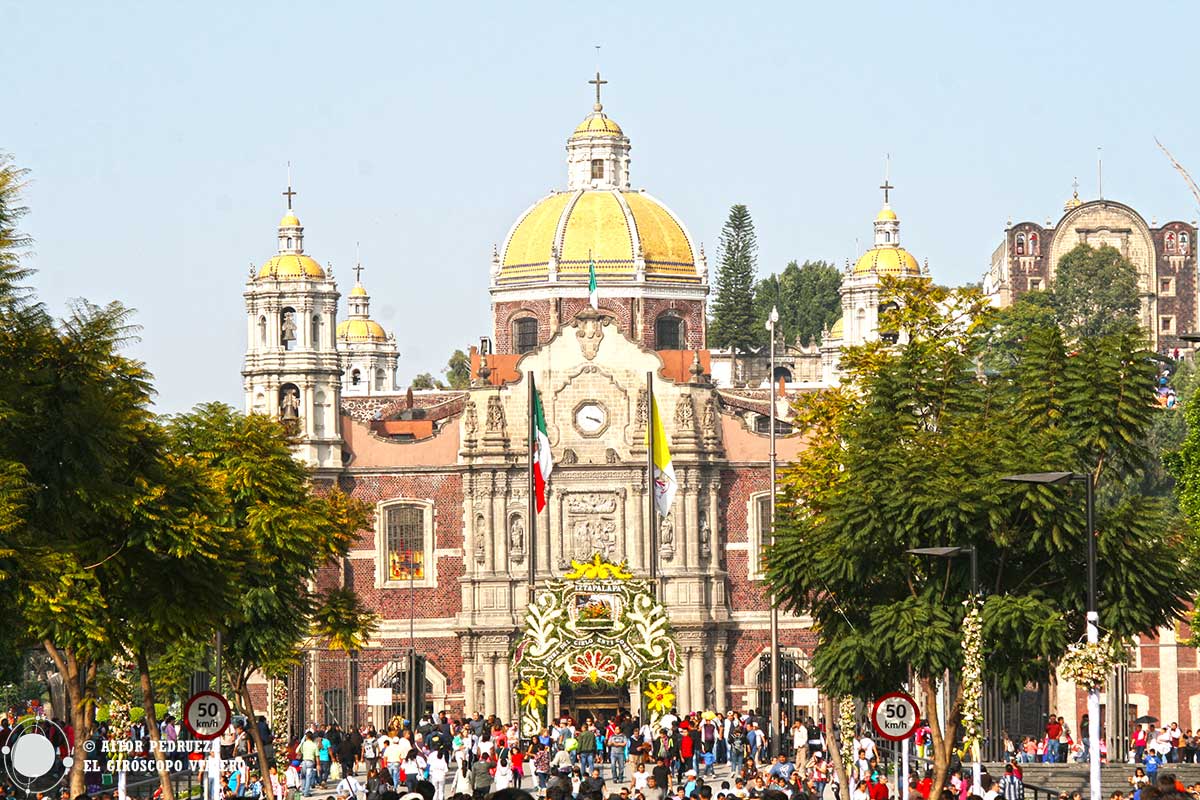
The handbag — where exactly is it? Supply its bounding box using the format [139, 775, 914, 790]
[330, 761, 342, 781]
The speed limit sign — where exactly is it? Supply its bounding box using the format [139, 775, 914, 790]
[184, 690, 231, 740]
[871, 691, 920, 741]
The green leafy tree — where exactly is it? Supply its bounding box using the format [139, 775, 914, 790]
[709, 204, 759, 354]
[754, 260, 842, 347]
[1053, 243, 1141, 339]
[768, 278, 1194, 798]
[411, 372, 445, 390]
[169, 404, 376, 800]
[444, 349, 471, 389]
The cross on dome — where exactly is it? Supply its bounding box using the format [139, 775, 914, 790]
[880, 155, 894, 205]
[589, 70, 608, 112]
[283, 161, 297, 210]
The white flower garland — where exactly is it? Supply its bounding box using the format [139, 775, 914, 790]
[839, 695, 856, 776]
[960, 599, 983, 753]
[1059, 635, 1119, 690]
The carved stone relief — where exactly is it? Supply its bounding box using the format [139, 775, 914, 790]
[634, 389, 648, 431]
[561, 448, 578, 465]
[463, 400, 478, 437]
[575, 309, 606, 360]
[675, 393, 696, 431]
[485, 396, 505, 433]
[605, 448, 620, 464]
[564, 492, 620, 561]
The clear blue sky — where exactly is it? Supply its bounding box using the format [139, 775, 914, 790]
[7, 0, 1200, 412]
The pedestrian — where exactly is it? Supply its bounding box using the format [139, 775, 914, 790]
[609, 724, 629, 784]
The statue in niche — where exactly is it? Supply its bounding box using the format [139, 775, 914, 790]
[281, 310, 297, 343]
[699, 509, 711, 559]
[660, 513, 675, 560]
[509, 515, 525, 562]
[474, 512, 486, 563]
[701, 398, 718, 436]
[280, 388, 300, 420]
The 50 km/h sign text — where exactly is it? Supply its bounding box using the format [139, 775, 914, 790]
[871, 691, 920, 742]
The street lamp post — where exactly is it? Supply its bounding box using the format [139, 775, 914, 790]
[767, 306, 782, 758]
[906, 546, 980, 794]
[1002, 471, 1099, 800]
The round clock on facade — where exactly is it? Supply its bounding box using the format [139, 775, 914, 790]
[574, 401, 609, 436]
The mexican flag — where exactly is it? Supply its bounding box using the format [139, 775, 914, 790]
[588, 255, 598, 310]
[531, 376, 552, 512]
[647, 395, 676, 515]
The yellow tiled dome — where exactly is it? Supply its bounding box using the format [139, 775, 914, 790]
[498, 189, 697, 284]
[336, 318, 388, 342]
[348, 282, 368, 297]
[875, 207, 898, 221]
[280, 211, 301, 227]
[828, 317, 844, 340]
[258, 253, 325, 280]
[853, 247, 921, 276]
[571, 112, 624, 139]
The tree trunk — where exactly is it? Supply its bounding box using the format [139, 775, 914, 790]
[234, 678, 276, 800]
[920, 675, 963, 800]
[45, 641, 97, 799]
[822, 694, 849, 799]
[136, 649, 176, 800]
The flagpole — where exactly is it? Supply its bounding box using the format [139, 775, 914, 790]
[646, 370, 658, 600]
[527, 372, 536, 593]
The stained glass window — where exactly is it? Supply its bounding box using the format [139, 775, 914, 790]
[386, 505, 425, 581]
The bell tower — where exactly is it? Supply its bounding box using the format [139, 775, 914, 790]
[242, 178, 344, 471]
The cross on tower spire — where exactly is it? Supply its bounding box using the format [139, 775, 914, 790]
[354, 262, 364, 283]
[880, 154, 894, 205]
[589, 70, 607, 112]
[282, 161, 297, 211]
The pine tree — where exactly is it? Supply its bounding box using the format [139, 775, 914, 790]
[709, 204, 759, 353]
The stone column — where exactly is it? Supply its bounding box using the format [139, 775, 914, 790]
[496, 653, 512, 723]
[484, 472, 498, 573]
[630, 484, 645, 573]
[462, 650, 476, 715]
[684, 480, 700, 571]
[689, 648, 704, 713]
[1161, 625, 1180, 722]
[677, 648, 692, 715]
[494, 474, 509, 572]
[713, 645, 728, 713]
[483, 655, 497, 716]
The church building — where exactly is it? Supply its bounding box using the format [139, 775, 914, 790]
[242, 77, 813, 728]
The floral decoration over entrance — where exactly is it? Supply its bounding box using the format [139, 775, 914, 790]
[512, 554, 681, 736]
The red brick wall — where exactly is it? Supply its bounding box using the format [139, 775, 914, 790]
[641, 298, 705, 350]
[1153, 222, 1198, 353]
[331, 472, 465, 620]
[720, 467, 771, 611]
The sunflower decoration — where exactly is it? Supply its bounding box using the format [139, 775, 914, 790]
[645, 681, 675, 714]
[518, 676, 549, 709]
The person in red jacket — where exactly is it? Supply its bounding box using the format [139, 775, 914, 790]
[915, 769, 933, 800]
[869, 774, 891, 800]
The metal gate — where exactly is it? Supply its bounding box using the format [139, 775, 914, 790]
[756, 651, 810, 719]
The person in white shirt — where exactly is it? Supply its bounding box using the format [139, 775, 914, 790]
[336, 772, 364, 800]
[857, 735, 877, 762]
[203, 740, 223, 800]
[428, 750, 449, 800]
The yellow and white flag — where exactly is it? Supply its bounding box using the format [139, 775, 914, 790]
[647, 396, 676, 516]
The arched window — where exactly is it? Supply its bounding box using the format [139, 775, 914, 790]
[884, 232, 892, 243]
[1029, 231, 1040, 255]
[375, 369, 386, 391]
[1015, 233, 1026, 256]
[311, 315, 321, 349]
[1181, 232, 1191, 254]
[257, 316, 267, 345]
[1167, 231, 1177, 254]
[286, 237, 294, 250]
[514, 317, 538, 354]
[655, 314, 684, 350]
[351, 369, 361, 386]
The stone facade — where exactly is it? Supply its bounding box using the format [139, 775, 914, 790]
[984, 198, 1198, 351]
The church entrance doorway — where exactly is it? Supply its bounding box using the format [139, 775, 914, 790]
[559, 680, 626, 725]
[512, 554, 682, 739]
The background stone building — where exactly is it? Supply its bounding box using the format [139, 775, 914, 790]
[984, 189, 1198, 351]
